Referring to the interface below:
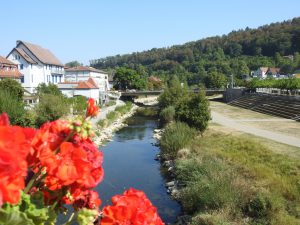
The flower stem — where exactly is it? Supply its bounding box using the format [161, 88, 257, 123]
[63, 212, 75, 225]
[24, 167, 43, 193]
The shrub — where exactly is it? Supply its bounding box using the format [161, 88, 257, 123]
[159, 106, 175, 124]
[0, 79, 24, 101]
[160, 122, 196, 159]
[97, 119, 108, 128]
[0, 90, 25, 125]
[70, 96, 87, 115]
[176, 91, 211, 133]
[35, 94, 70, 127]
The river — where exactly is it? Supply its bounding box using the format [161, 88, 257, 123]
[95, 114, 181, 223]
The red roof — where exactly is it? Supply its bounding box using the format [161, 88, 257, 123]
[0, 56, 17, 66]
[76, 78, 98, 89]
[0, 70, 22, 78]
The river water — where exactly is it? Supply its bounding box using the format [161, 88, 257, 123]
[95, 114, 181, 223]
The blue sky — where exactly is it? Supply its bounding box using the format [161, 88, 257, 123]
[1, 0, 299, 65]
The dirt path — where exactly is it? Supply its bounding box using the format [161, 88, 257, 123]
[211, 111, 300, 148]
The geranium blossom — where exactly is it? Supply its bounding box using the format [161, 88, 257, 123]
[0, 113, 36, 205]
[101, 188, 164, 225]
[86, 98, 99, 118]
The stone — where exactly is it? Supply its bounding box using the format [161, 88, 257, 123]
[165, 181, 175, 187]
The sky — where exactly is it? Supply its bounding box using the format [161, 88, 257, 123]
[1, 0, 299, 65]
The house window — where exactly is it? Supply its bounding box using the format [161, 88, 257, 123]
[20, 64, 24, 70]
[21, 76, 24, 83]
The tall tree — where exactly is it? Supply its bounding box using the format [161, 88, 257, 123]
[113, 67, 146, 90]
[65, 61, 82, 67]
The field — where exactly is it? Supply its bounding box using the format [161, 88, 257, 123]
[168, 101, 300, 225]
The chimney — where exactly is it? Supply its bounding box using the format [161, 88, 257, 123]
[16, 40, 21, 46]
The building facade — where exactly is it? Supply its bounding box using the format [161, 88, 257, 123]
[64, 66, 110, 103]
[7, 41, 64, 93]
[57, 78, 100, 103]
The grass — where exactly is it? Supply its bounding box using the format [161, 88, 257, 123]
[160, 122, 197, 159]
[135, 107, 159, 117]
[105, 100, 116, 107]
[97, 101, 133, 128]
[173, 127, 300, 225]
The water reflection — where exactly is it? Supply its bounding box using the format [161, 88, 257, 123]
[96, 115, 181, 223]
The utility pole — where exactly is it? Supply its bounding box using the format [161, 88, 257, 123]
[230, 75, 234, 89]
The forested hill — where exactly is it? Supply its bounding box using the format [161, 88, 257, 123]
[90, 17, 300, 86]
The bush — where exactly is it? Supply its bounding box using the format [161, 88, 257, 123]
[0, 90, 26, 125]
[159, 106, 175, 124]
[97, 119, 108, 128]
[160, 122, 196, 159]
[70, 96, 87, 115]
[177, 91, 211, 133]
[0, 79, 24, 101]
[35, 94, 70, 127]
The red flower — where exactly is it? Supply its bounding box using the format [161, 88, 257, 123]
[0, 113, 36, 205]
[101, 189, 164, 225]
[0, 113, 9, 126]
[66, 187, 101, 210]
[29, 120, 71, 167]
[86, 98, 99, 118]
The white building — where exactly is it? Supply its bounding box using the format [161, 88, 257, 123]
[251, 67, 268, 79]
[64, 66, 110, 103]
[7, 40, 64, 93]
[57, 78, 100, 103]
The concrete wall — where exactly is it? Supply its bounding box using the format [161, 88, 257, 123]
[223, 88, 246, 102]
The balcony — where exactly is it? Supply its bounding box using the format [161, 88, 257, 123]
[51, 69, 65, 75]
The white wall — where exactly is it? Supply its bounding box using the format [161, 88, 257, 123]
[7, 44, 64, 93]
[65, 70, 110, 92]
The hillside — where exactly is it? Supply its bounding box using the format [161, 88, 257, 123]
[90, 17, 300, 87]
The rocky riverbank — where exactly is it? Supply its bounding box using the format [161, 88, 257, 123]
[93, 104, 139, 146]
[153, 128, 191, 225]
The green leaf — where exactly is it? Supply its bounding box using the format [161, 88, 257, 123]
[0, 206, 34, 225]
[77, 208, 99, 225]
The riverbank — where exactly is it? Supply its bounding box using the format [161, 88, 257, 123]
[155, 120, 300, 225]
[93, 103, 139, 146]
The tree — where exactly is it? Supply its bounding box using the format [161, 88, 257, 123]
[65, 61, 82, 67]
[113, 67, 146, 90]
[176, 91, 211, 133]
[0, 79, 24, 101]
[205, 71, 227, 88]
[36, 83, 63, 96]
[158, 76, 189, 110]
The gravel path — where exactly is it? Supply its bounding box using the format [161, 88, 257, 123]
[211, 111, 300, 148]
